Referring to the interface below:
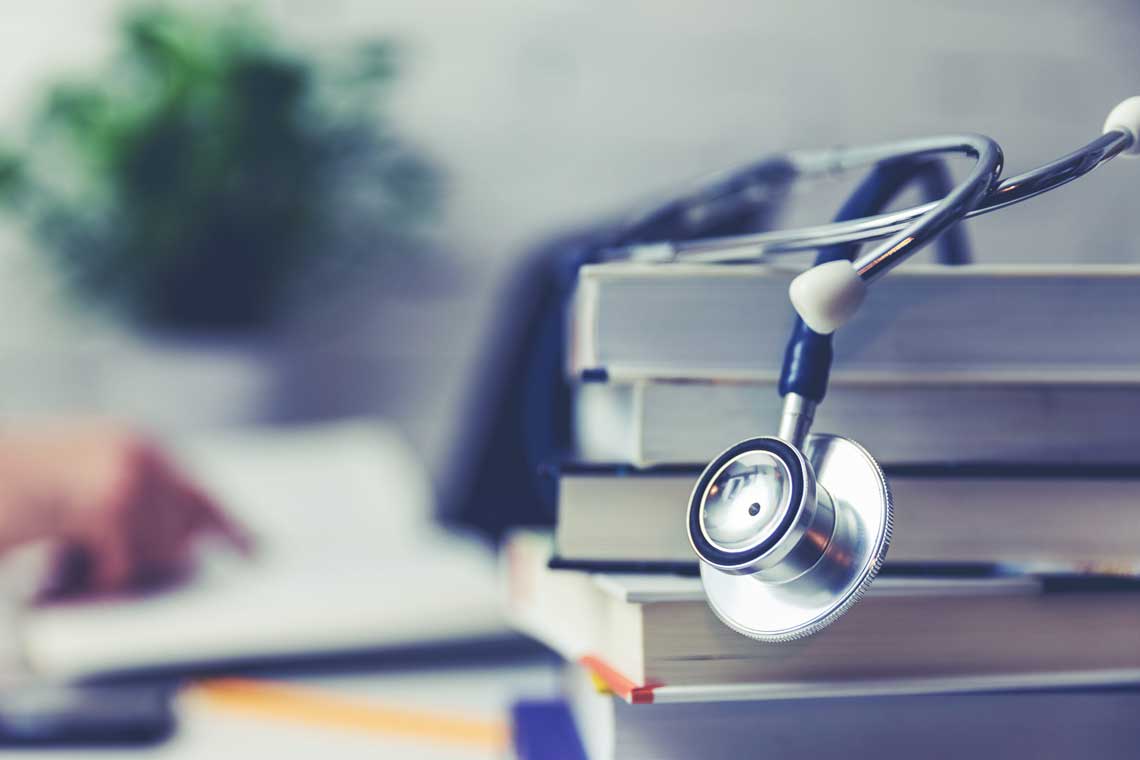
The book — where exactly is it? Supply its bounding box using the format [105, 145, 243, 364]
[552, 466, 1140, 569]
[565, 663, 1140, 760]
[568, 262, 1140, 383]
[504, 532, 1140, 698]
[510, 699, 588, 760]
[15, 423, 509, 679]
[573, 379, 1140, 467]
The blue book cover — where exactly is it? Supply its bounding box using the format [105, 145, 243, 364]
[511, 699, 587, 760]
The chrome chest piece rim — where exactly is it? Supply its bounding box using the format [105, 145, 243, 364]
[687, 434, 892, 642]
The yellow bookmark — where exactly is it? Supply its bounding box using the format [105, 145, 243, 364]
[588, 671, 613, 696]
[189, 677, 509, 751]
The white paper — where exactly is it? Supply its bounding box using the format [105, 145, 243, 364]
[18, 422, 507, 679]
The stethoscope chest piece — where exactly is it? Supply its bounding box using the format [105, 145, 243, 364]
[687, 434, 892, 641]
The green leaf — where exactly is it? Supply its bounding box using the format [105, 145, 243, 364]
[0, 150, 25, 206]
[0, 4, 439, 330]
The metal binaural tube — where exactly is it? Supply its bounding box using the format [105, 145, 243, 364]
[852, 130, 1124, 282]
[625, 130, 1132, 264]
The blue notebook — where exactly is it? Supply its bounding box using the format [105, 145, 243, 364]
[511, 699, 587, 760]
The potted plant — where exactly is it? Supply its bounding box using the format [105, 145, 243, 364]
[0, 6, 438, 427]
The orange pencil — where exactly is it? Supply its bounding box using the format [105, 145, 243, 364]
[189, 677, 509, 751]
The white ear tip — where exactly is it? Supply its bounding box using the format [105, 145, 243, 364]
[1103, 97, 1140, 157]
[790, 261, 868, 334]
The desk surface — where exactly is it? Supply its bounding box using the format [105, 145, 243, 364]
[7, 661, 561, 759]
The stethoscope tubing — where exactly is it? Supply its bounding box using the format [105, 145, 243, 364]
[613, 130, 1131, 268]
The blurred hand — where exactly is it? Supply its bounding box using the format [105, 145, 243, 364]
[0, 421, 249, 596]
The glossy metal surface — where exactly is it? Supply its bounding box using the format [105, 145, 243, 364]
[699, 450, 794, 554]
[777, 393, 816, 449]
[810, 134, 1003, 283]
[695, 434, 892, 642]
[611, 131, 1131, 265]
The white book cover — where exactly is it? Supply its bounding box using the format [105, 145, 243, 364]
[584, 573, 1140, 705]
[573, 379, 1140, 467]
[554, 466, 1140, 568]
[504, 533, 1140, 705]
[570, 263, 1140, 383]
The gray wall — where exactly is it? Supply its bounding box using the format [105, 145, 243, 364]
[1, 1, 1137, 472]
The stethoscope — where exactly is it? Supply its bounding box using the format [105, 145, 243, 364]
[603, 97, 1140, 642]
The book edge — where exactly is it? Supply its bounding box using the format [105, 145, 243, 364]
[579, 654, 1140, 705]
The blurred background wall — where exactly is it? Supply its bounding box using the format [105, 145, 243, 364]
[1, 0, 1138, 489]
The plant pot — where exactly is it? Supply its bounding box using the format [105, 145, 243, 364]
[94, 330, 285, 434]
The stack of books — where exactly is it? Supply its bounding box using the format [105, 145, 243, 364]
[562, 261, 1140, 571]
[505, 262, 1140, 758]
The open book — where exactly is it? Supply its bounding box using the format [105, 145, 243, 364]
[15, 422, 508, 679]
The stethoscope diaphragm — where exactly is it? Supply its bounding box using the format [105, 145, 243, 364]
[687, 434, 892, 642]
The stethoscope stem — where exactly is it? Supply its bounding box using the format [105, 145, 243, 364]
[777, 393, 816, 449]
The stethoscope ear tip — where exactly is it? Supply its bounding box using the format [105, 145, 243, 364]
[1103, 97, 1140, 157]
[789, 260, 868, 334]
